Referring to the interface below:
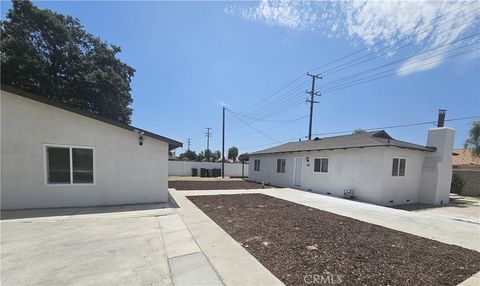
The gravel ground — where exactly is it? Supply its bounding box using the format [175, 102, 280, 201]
[188, 193, 480, 286]
[169, 180, 270, 190]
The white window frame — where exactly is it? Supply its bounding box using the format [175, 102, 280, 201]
[313, 157, 329, 173]
[254, 159, 260, 172]
[276, 158, 286, 173]
[43, 144, 96, 186]
[392, 157, 407, 177]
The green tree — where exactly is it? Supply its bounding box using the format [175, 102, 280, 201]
[1, 0, 135, 123]
[179, 150, 197, 161]
[196, 151, 205, 162]
[204, 149, 212, 162]
[228, 146, 239, 162]
[238, 153, 249, 163]
[211, 150, 221, 162]
[353, 129, 366, 134]
[465, 119, 480, 157]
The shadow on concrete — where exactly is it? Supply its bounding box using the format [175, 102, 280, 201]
[393, 195, 480, 211]
[1, 202, 170, 220]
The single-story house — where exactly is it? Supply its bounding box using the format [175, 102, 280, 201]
[1, 85, 182, 210]
[452, 148, 480, 196]
[248, 119, 454, 206]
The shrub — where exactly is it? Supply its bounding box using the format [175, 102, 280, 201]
[451, 173, 465, 194]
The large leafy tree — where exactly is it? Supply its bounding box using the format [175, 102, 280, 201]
[179, 150, 197, 161]
[228, 146, 239, 162]
[1, 0, 135, 123]
[465, 119, 480, 157]
[238, 153, 249, 163]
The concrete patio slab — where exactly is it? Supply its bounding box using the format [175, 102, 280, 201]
[1, 203, 223, 286]
[1, 206, 173, 286]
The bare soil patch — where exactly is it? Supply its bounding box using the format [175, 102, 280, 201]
[169, 180, 269, 190]
[188, 193, 480, 286]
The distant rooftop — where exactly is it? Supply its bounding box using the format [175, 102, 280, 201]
[250, 130, 435, 155]
[453, 148, 480, 167]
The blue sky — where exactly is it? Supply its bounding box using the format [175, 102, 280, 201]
[1, 1, 479, 154]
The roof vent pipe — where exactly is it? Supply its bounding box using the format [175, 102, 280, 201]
[437, 109, 447, 127]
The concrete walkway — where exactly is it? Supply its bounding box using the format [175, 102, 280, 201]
[171, 187, 480, 286]
[174, 188, 480, 252]
[1, 204, 222, 286]
[169, 190, 283, 286]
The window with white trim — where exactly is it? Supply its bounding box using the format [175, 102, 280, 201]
[45, 145, 95, 184]
[392, 158, 406, 177]
[254, 159, 260, 171]
[276, 158, 286, 173]
[314, 158, 329, 173]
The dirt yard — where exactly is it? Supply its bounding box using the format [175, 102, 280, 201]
[188, 193, 480, 286]
[168, 179, 270, 190]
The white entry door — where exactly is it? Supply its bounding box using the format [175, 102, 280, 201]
[294, 157, 303, 187]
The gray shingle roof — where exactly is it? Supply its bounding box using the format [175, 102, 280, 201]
[250, 130, 435, 155]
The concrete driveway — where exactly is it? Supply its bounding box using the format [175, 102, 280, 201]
[1, 204, 221, 286]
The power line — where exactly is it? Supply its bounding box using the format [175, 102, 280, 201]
[242, 79, 310, 117]
[230, 115, 308, 140]
[228, 109, 308, 123]
[186, 138, 192, 150]
[233, 2, 477, 120]
[309, 1, 478, 73]
[318, 31, 480, 91]
[238, 74, 306, 114]
[227, 109, 280, 142]
[238, 115, 480, 151]
[320, 14, 480, 78]
[312, 116, 480, 136]
[321, 44, 480, 94]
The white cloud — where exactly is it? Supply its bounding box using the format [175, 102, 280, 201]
[228, 0, 480, 76]
[239, 0, 318, 30]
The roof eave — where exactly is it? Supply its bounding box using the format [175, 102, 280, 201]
[250, 144, 435, 156]
[1, 85, 183, 150]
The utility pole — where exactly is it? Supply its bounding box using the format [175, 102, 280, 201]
[306, 72, 322, 140]
[204, 127, 212, 151]
[186, 138, 191, 151]
[222, 107, 225, 178]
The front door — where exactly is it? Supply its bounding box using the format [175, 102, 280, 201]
[294, 157, 303, 187]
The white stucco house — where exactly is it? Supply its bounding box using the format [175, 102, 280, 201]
[1, 85, 182, 210]
[248, 122, 455, 206]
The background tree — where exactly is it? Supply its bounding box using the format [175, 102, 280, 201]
[204, 149, 212, 162]
[213, 150, 221, 162]
[228, 146, 239, 162]
[238, 153, 249, 163]
[353, 129, 366, 134]
[1, 0, 135, 123]
[464, 119, 480, 157]
[196, 151, 205, 162]
[178, 150, 197, 161]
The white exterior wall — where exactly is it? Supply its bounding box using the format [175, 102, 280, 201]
[1, 90, 170, 210]
[419, 127, 455, 205]
[168, 161, 248, 177]
[249, 147, 426, 206]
